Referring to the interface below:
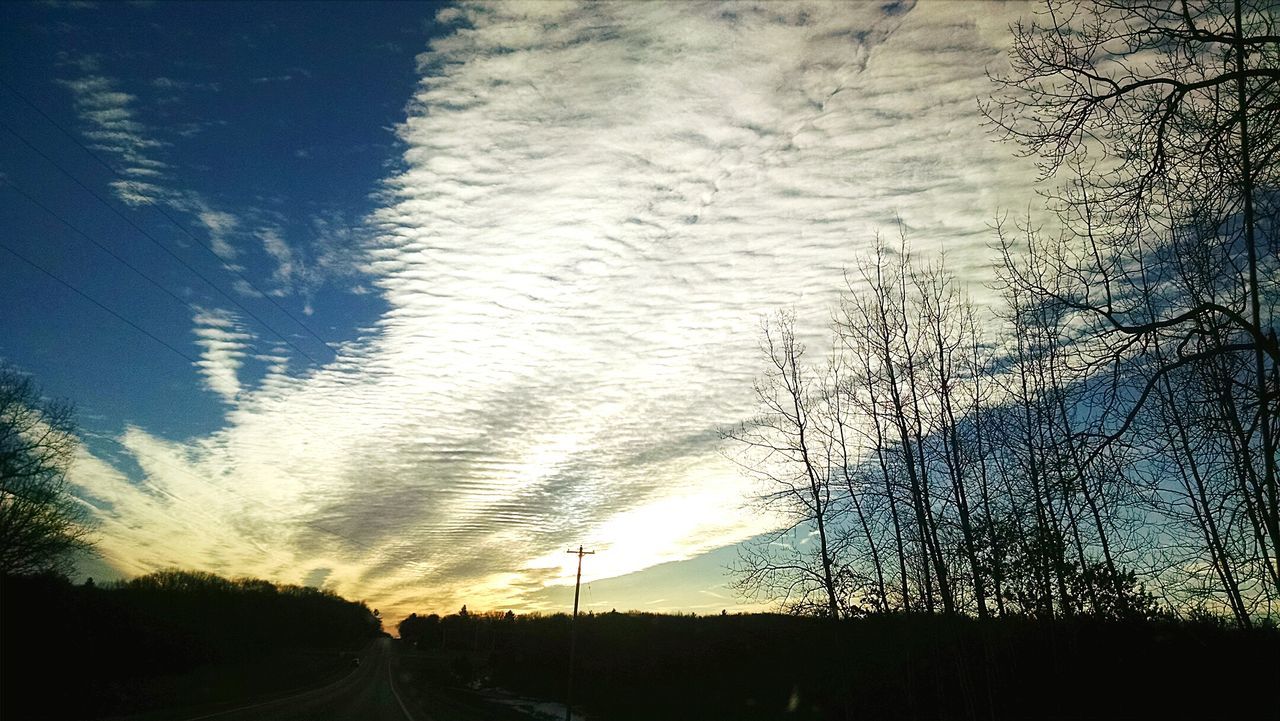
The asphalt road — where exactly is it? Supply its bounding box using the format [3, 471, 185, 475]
[177, 638, 414, 721]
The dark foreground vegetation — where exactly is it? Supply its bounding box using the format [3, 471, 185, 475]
[398, 608, 1277, 721]
[0, 569, 381, 720]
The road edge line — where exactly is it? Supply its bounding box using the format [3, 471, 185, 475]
[388, 658, 418, 721]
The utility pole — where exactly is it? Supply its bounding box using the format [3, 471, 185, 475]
[565, 545, 594, 721]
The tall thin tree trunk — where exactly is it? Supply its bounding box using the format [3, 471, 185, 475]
[1235, 0, 1280, 598]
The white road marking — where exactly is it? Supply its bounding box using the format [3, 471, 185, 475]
[388, 658, 418, 721]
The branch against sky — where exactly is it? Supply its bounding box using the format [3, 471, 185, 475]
[985, 0, 1280, 613]
[0, 366, 95, 576]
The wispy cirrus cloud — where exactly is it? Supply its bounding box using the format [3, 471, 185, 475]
[71, 0, 1042, 623]
[193, 206, 240, 261]
[57, 68, 360, 300]
[59, 69, 252, 267]
[254, 218, 368, 305]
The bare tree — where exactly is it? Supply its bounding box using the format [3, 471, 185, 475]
[732, 220, 1157, 620]
[837, 235, 957, 615]
[821, 356, 890, 613]
[0, 366, 95, 576]
[990, 218, 1159, 619]
[841, 316, 914, 612]
[726, 313, 842, 618]
[913, 260, 991, 617]
[985, 0, 1279, 613]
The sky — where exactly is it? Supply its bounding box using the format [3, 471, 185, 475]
[0, 0, 1043, 625]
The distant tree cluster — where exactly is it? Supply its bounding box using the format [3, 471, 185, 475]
[398, 606, 516, 652]
[729, 0, 1278, 626]
[1, 569, 382, 719]
[113, 568, 383, 653]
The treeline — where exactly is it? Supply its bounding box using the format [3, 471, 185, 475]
[730, 220, 1275, 625]
[398, 604, 514, 655]
[728, 0, 1280, 627]
[728, 238, 1166, 622]
[396, 609, 1277, 720]
[0, 569, 381, 719]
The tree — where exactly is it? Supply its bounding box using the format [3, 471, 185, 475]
[725, 312, 842, 618]
[837, 236, 959, 615]
[0, 366, 94, 576]
[985, 0, 1280, 613]
[730, 223, 1163, 620]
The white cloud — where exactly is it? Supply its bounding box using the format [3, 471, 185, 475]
[255, 220, 366, 298]
[72, 0, 1044, 625]
[195, 208, 240, 260]
[191, 308, 251, 403]
[258, 227, 296, 287]
[60, 70, 260, 282]
[59, 74, 171, 204]
[61, 66, 372, 303]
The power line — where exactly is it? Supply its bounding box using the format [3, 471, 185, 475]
[0, 83, 395, 428]
[81, 431, 430, 584]
[0, 82, 426, 575]
[2, 174, 389, 478]
[0, 240, 200, 365]
[0, 241, 394, 562]
[0, 119, 327, 367]
[2, 182, 386, 528]
[4, 176, 365, 460]
[1, 160, 385, 426]
[3, 176, 302, 369]
[0, 79, 338, 357]
[0, 239, 394, 561]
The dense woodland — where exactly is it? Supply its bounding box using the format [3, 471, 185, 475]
[0, 569, 381, 719]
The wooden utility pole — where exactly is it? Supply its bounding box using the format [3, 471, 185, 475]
[564, 545, 594, 721]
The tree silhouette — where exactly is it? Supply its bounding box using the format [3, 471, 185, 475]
[725, 311, 842, 618]
[0, 365, 94, 576]
[984, 0, 1280, 613]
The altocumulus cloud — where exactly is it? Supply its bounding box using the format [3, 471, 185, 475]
[74, 0, 1041, 622]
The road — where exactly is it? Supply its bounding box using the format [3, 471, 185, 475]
[177, 638, 414, 721]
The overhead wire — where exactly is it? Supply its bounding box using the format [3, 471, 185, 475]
[2, 177, 289, 363]
[0, 79, 443, 576]
[0, 86, 392, 424]
[80, 434, 432, 593]
[0, 209, 417, 573]
[89, 431, 417, 563]
[0, 230, 393, 561]
[0, 240, 201, 365]
[0, 118, 327, 367]
[0, 169, 378, 452]
[0, 78, 338, 359]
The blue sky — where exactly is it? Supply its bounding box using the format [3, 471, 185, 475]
[1, 0, 1042, 625]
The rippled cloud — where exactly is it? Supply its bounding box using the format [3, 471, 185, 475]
[72, 0, 1041, 623]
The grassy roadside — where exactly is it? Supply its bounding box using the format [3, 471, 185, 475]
[395, 610, 1280, 721]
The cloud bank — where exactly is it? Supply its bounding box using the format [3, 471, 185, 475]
[73, 0, 1041, 622]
